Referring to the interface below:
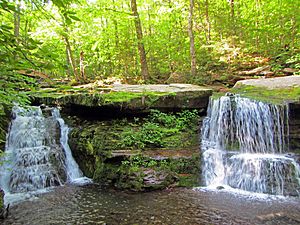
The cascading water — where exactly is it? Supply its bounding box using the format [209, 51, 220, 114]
[0, 105, 87, 202]
[201, 94, 300, 196]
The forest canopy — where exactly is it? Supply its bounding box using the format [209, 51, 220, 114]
[0, 0, 299, 111]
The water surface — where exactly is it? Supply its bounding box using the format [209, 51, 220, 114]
[3, 184, 300, 225]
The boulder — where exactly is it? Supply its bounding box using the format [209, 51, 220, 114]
[234, 75, 300, 90]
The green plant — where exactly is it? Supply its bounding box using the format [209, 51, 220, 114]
[118, 110, 200, 150]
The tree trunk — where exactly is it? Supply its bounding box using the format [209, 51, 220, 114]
[130, 0, 149, 81]
[14, 5, 20, 39]
[188, 0, 196, 76]
[80, 51, 86, 82]
[64, 32, 78, 81]
[112, 0, 119, 47]
[229, 0, 235, 34]
[291, 16, 296, 49]
[255, 0, 260, 49]
[13, 4, 20, 60]
[204, 0, 211, 42]
[230, 0, 234, 19]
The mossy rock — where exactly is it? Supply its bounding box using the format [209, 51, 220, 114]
[65, 108, 202, 191]
[29, 84, 212, 112]
[233, 76, 300, 104]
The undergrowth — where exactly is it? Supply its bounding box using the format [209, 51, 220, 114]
[118, 109, 200, 149]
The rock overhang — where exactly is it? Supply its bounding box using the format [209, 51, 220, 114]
[30, 83, 213, 114]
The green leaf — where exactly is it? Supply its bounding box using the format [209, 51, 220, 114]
[69, 15, 81, 21]
[52, 0, 65, 8]
[91, 41, 100, 51]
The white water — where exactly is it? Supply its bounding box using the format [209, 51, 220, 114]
[52, 109, 83, 181]
[0, 106, 90, 204]
[201, 95, 300, 196]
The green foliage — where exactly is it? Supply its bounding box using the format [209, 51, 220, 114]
[1, 0, 299, 86]
[286, 52, 300, 72]
[119, 109, 199, 149]
[0, 1, 42, 146]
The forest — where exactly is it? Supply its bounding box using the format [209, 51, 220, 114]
[1, 1, 300, 223]
[0, 0, 299, 137]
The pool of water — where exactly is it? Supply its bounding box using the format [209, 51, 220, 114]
[3, 184, 300, 225]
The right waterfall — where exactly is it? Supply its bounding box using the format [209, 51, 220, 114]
[201, 94, 300, 196]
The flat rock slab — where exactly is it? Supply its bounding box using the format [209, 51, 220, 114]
[31, 84, 212, 113]
[112, 83, 211, 92]
[234, 75, 300, 89]
[232, 76, 300, 104]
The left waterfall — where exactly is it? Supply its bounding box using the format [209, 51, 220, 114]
[0, 105, 85, 198]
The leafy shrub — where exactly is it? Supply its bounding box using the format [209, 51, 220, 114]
[118, 110, 200, 150]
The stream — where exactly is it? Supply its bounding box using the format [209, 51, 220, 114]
[3, 184, 300, 225]
[2, 98, 300, 224]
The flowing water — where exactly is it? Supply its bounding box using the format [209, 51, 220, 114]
[1, 100, 300, 224]
[201, 94, 300, 196]
[2, 184, 300, 225]
[0, 106, 89, 204]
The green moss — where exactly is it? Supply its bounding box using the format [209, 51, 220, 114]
[211, 92, 226, 100]
[115, 155, 200, 190]
[232, 85, 300, 104]
[29, 87, 174, 108]
[117, 110, 200, 150]
[103, 91, 169, 103]
[67, 109, 201, 191]
[177, 174, 199, 187]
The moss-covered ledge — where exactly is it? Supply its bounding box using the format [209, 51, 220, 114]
[233, 76, 300, 104]
[29, 84, 212, 112]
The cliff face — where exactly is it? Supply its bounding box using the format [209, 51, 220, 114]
[66, 109, 203, 191]
[27, 83, 212, 191]
[288, 103, 300, 154]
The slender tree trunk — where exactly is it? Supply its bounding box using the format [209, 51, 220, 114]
[255, 0, 260, 49]
[65, 45, 71, 76]
[14, 5, 20, 39]
[13, 4, 20, 60]
[188, 0, 196, 76]
[80, 51, 86, 82]
[168, 0, 173, 72]
[204, 0, 211, 42]
[130, 0, 149, 81]
[229, 0, 235, 35]
[63, 29, 78, 81]
[230, 0, 234, 20]
[112, 0, 119, 47]
[291, 16, 296, 49]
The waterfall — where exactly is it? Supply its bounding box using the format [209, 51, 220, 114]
[201, 94, 300, 196]
[0, 105, 88, 199]
[52, 109, 83, 182]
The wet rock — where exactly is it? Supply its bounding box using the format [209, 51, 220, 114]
[118, 168, 178, 191]
[216, 186, 225, 190]
[143, 168, 178, 189]
[0, 188, 6, 219]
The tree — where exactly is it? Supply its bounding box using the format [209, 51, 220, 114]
[188, 0, 196, 76]
[130, 0, 149, 81]
[0, 1, 38, 147]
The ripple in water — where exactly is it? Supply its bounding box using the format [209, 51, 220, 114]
[2, 184, 300, 225]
